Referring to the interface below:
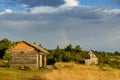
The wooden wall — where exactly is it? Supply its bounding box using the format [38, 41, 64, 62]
[9, 41, 47, 69]
[10, 51, 38, 69]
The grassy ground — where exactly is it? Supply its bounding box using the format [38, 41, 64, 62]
[0, 62, 120, 80]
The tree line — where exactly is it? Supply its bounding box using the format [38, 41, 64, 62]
[0, 38, 120, 68]
[47, 44, 120, 68]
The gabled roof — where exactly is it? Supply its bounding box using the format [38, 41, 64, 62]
[87, 50, 97, 58]
[8, 41, 49, 54]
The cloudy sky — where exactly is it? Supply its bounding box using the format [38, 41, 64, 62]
[0, 0, 120, 52]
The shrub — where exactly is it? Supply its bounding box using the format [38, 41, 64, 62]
[0, 60, 5, 67]
[4, 61, 10, 68]
[18, 65, 31, 71]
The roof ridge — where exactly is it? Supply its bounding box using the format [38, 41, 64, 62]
[22, 41, 49, 54]
[8, 40, 49, 54]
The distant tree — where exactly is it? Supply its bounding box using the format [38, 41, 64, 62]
[54, 45, 62, 62]
[39, 44, 42, 47]
[0, 38, 13, 59]
[47, 50, 55, 65]
[33, 42, 36, 44]
[114, 51, 120, 56]
[62, 52, 71, 62]
[65, 44, 73, 52]
[74, 45, 82, 52]
[46, 43, 120, 68]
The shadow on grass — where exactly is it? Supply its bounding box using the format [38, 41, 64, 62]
[27, 75, 48, 80]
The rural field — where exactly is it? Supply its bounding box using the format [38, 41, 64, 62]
[0, 62, 120, 80]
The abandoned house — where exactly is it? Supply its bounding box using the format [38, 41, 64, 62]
[85, 50, 98, 65]
[8, 41, 49, 69]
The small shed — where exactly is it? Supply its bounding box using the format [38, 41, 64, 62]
[8, 41, 49, 69]
[85, 50, 98, 65]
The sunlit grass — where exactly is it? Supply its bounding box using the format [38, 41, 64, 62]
[0, 62, 120, 80]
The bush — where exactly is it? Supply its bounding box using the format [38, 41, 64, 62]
[3, 52, 10, 61]
[24, 66, 31, 70]
[4, 61, 10, 68]
[99, 63, 112, 71]
[18, 65, 31, 71]
[0, 60, 5, 67]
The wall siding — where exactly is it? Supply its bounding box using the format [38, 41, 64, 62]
[85, 51, 98, 65]
[9, 41, 48, 69]
[10, 51, 38, 69]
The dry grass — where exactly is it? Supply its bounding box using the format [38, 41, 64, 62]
[0, 62, 120, 80]
[44, 62, 120, 80]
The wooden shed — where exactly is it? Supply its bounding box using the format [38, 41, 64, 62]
[85, 50, 98, 65]
[8, 41, 49, 69]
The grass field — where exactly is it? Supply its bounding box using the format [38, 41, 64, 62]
[0, 62, 120, 80]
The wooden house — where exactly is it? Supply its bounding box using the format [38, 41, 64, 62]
[8, 41, 49, 69]
[85, 50, 98, 65]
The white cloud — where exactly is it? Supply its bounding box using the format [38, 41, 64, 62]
[103, 9, 120, 14]
[30, 0, 120, 15]
[95, 8, 120, 15]
[0, 9, 12, 15]
[30, 6, 57, 14]
[22, 4, 29, 8]
[30, 0, 80, 14]
[61, 0, 79, 7]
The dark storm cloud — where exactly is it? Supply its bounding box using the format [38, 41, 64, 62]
[16, 0, 65, 7]
[59, 7, 101, 19]
[0, 0, 65, 11]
